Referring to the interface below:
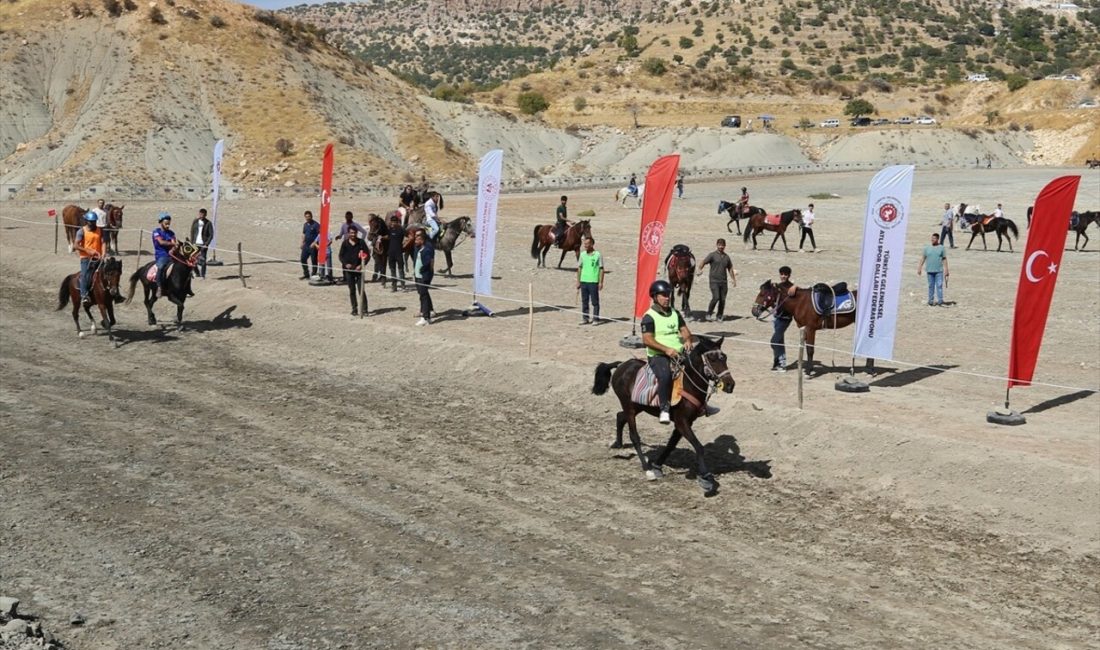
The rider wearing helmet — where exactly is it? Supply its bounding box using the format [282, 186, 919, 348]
[75, 211, 105, 306]
[738, 186, 750, 217]
[151, 212, 177, 297]
[640, 279, 694, 424]
[628, 174, 638, 197]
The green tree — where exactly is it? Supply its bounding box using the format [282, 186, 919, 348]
[518, 92, 550, 114]
[1005, 74, 1029, 91]
[844, 98, 875, 116]
[641, 58, 668, 76]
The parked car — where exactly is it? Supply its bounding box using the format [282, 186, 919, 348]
[915, 116, 937, 125]
[820, 118, 841, 128]
[872, 118, 891, 126]
[850, 116, 872, 127]
[895, 116, 913, 125]
[721, 115, 742, 128]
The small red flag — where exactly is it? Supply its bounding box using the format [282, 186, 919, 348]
[47, 209, 57, 218]
[1007, 175, 1080, 387]
[632, 154, 680, 319]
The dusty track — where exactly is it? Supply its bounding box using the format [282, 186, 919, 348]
[2, 170, 1098, 648]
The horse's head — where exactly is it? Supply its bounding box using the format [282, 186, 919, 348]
[689, 336, 735, 394]
[459, 216, 475, 237]
[787, 209, 803, 223]
[576, 220, 591, 237]
[176, 240, 201, 265]
[102, 257, 124, 302]
[752, 280, 778, 320]
[106, 204, 124, 229]
[368, 213, 386, 235]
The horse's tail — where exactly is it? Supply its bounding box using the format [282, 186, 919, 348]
[592, 361, 622, 395]
[124, 268, 142, 305]
[1005, 219, 1019, 239]
[56, 275, 71, 310]
[530, 225, 542, 259]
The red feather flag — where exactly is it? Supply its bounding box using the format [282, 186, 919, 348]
[1007, 175, 1079, 388]
[632, 155, 680, 319]
[317, 143, 334, 267]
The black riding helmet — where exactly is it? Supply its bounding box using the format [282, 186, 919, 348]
[649, 279, 672, 298]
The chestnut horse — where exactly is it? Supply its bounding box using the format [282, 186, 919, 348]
[591, 335, 735, 494]
[752, 280, 857, 376]
[56, 257, 124, 339]
[531, 219, 591, 268]
[61, 204, 124, 254]
[718, 201, 766, 235]
[742, 209, 802, 251]
[665, 246, 695, 317]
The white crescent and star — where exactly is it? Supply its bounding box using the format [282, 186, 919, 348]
[1024, 250, 1057, 283]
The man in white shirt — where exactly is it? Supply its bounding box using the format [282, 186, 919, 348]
[190, 208, 214, 279]
[422, 191, 441, 241]
[799, 203, 817, 252]
[939, 202, 956, 248]
[992, 203, 1004, 220]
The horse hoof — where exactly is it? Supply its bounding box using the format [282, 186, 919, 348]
[698, 474, 718, 493]
[609, 441, 624, 449]
[645, 466, 664, 481]
[78, 331, 86, 339]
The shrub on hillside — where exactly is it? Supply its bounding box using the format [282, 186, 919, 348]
[148, 6, 166, 24]
[103, 0, 121, 17]
[1006, 74, 1028, 91]
[642, 58, 667, 76]
[573, 96, 587, 111]
[210, 15, 226, 28]
[517, 92, 549, 115]
[122, 0, 136, 10]
[844, 98, 875, 116]
[275, 138, 293, 157]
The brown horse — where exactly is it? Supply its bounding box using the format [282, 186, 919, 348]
[752, 280, 857, 376]
[61, 204, 124, 254]
[718, 201, 766, 235]
[742, 209, 802, 251]
[664, 245, 695, 317]
[531, 219, 591, 268]
[366, 213, 390, 282]
[591, 335, 735, 494]
[56, 257, 124, 339]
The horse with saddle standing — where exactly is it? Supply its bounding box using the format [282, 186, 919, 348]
[752, 280, 857, 376]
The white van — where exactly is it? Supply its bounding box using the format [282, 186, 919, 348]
[819, 118, 840, 128]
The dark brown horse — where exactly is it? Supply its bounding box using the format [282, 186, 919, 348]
[965, 215, 1019, 252]
[125, 242, 199, 328]
[366, 213, 390, 282]
[56, 257, 124, 339]
[718, 201, 766, 235]
[61, 204, 124, 254]
[752, 280, 857, 376]
[742, 209, 802, 251]
[1029, 206, 1099, 250]
[591, 335, 735, 494]
[665, 246, 695, 317]
[402, 216, 474, 276]
[531, 219, 591, 268]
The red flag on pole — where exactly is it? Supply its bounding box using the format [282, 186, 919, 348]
[632, 154, 681, 319]
[317, 143, 334, 267]
[47, 209, 57, 218]
[1007, 175, 1080, 388]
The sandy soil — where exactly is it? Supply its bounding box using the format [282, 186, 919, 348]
[1, 168, 1098, 649]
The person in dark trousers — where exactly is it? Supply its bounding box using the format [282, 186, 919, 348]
[338, 227, 370, 316]
[413, 230, 435, 326]
[576, 236, 604, 324]
[799, 203, 817, 252]
[939, 202, 956, 248]
[696, 238, 737, 321]
[190, 208, 214, 279]
[300, 210, 320, 279]
[386, 213, 406, 291]
[640, 280, 699, 424]
[770, 266, 797, 371]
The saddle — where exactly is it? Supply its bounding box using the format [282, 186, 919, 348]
[630, 364, 683, 408]
[811, 282, 855, 316]
[764, 213, 782, 227]
[145, 263, 167, 283]
[981, 216, 995, 226]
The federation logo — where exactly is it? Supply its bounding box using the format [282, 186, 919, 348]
[641, 221, 665, 255]
[871, 197, 904, 230]
[482, 177, 499, 197]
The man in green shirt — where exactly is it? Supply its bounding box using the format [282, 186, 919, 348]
[640, 280, 694, 424]
[917, 232, 949, 306]
[576, 236, 604, 325]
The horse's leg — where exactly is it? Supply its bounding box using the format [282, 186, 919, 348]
[804, 328, 817, 375]
[734, 216, 741, 235]
[71, 292, 82, 334]
[145, 285, 157, 326]
[651, 429, 682, 469]
[95, 297, 110, 332]
[980, 228, 988, 251]
[624, 409, 658, 478]
[679, 424, 717, 493]
[444, 249, 454, 276]
[175, 302, 184, 328]
[557, 247, 568, 269]
[751, 229, 758, 250]
[966, 230, 976, 250]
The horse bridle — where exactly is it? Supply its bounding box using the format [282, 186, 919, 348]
[681, 347, 733, 398]
[754, 284, 787, 321]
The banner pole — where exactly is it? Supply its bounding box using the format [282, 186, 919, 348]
[135, 229, 144, 269]
[527, 283, 534, 358]
[54, 216, 59, 255]
[1004, 386, 1011, 410]
[237, 242, 246, 288]
[797, 328, 805, 409]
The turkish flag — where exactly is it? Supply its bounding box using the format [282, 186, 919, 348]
[632, 154, 680, 319]
[317, 143, 334, 266]
[47, 209, 57, 218]
[1007, 175, 1080, 387]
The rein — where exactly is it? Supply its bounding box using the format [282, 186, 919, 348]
[680, 348, 731, 414]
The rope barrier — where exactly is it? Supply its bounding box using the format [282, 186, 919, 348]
[3, 214, 1097, 394]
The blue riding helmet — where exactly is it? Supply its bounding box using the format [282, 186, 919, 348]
[157, 211, 171, 223]
[84, 211, 97, 222]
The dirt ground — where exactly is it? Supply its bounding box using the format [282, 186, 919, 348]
[1, 168, 1098, 649]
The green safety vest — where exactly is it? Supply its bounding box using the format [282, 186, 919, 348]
[645, 307, 683, 357]
[578, 251, 602, 283]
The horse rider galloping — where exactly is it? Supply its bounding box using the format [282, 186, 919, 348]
[75, 211, 105, 306]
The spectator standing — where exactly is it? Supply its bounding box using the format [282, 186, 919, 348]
[385, 213, 406, 291]
[338, 227, 370, 316]
[939, 202, 956, 248]
[576, 236, 604, 325]
[917, 232, 949, 306]
[93, 198, 108, 230]
[799, 203, 817, 252]
[75, 211, 104, 306]
[300, 210, 319, 279]
[312, 232, 335, 284]
[676, 175, 684, 199]
[696, 238, 737, 321]
[770, 265, 796, 372]
[190, 208, 214, 279]
[413, 230, 435, 326]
